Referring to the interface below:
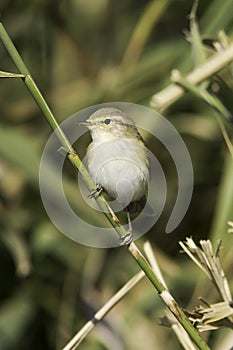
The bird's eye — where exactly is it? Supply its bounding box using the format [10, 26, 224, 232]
[104, 118, 111, 125]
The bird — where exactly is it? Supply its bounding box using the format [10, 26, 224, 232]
[81, 107, 150, 244]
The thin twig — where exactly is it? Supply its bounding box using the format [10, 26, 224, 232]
[179, 238, 233, 329]
[128, 242, 210, 350]
[143, 242, 197, 350]
[0, 70, 26, 78]
[62, 271, 145, 350]
[170, 69, 233, 157]
[151, 43, 233, 111]
[143, 241, 168, 289]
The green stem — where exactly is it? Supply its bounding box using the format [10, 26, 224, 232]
[0, 22, 125, 238]
[0, 23, 70, 150]
[0, 22, 210, 350]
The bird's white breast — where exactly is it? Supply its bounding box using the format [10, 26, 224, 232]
[86, 138, 149, 205]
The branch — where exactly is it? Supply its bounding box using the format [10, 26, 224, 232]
[62, 271, 144, 350]
[151, 43, 233, 111]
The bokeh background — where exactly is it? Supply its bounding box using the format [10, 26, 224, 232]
[0, 0, 233, 349]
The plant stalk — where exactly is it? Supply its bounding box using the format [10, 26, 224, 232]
[0, 22, 210, 350]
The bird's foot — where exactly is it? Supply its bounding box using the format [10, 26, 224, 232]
[88, 185, 103, 199]
[119, 230, 133, 246]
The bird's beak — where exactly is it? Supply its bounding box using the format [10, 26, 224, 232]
[79, 119, 92, 126]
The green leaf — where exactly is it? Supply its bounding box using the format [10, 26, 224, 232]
[0, 70, 26, 78]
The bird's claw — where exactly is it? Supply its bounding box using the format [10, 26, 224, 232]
[119, 231, 133, 246]
[88, 185, 103, 199]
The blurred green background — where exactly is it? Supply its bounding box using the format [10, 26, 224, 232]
[0, 0, 233, 349]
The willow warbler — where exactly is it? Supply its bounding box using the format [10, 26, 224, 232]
[82, 107, 150, 243]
